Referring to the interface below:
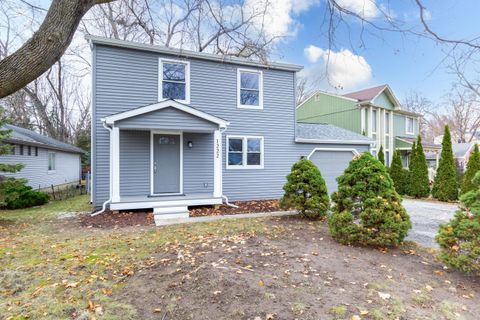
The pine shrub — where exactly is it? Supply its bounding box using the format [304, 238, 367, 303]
[329, 153, 411, 247]
[0, 178, 49, 209]
[436, 172, 480, 275]
[461, 144, 480, 195]
[408, 136, 430, 198]
[432, 126, 458, 201]
[378, 145, 385, 165]
[280, 158, 330, 219]
[389, 149, 409, 195]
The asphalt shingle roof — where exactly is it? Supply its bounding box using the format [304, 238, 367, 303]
[296, 123, 373, 144]
[3, 124, 84, 154]
[343, 85, 387, 101]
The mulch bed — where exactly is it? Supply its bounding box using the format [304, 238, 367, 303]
[78, 200, 287, 228]
[189, 199, 286, 217]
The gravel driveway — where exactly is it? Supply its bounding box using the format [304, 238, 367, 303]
[403, 199, 458, 248]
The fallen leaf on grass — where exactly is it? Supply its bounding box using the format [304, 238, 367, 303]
[360, 310, 369, 315]
[378, 292, 391, 300]
[352, 315, 361, 320]
[153, 308, 162, 313]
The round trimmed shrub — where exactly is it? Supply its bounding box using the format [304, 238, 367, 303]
[280, 158, 330, 219]
[329, 152, 412, 247]
[436, 172, 480, 275]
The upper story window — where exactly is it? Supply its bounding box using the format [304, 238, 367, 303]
[237, 69, 263, 109]
[406, 117, 414, 134]
[372, 109, 377, 133]
[227, 136, 264, 169]
[159, 59, 190, 103]
[385, 112, 390, 134]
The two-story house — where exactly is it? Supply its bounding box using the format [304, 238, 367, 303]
[88, 36, 373, 224]
[296, 85, 437, 166]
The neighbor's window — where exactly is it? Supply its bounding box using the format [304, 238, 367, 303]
[385, 112, 390, 134]
[372, 109, 377, 133]
[10, 144, 15, 155]
[160, 59, 189, 102]
[385, 151, 390, 166]
[406, 117, 414, 134]
[227, 136, 264, 169]
[237, 69, 263, 109]
[19, 144, 24, 155]
[35, 147, 38, 156]
[27, 145, 31, 156]
[48, 152, 56, 171]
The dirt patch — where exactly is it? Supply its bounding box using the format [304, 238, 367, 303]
[190, 199, 285, 217]
[117, 217, 480, 320]
[79, 210, 154, 228]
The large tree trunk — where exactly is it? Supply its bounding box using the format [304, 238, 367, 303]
[0, 0, 114, 98]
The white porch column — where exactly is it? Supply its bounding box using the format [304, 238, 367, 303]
[112, 126, 120, 203]
[213, 129, 223, 198]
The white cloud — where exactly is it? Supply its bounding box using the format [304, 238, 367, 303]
[335, 0, 379, 21]
[302, 45, 372, 90]
[244, 0, 319, 39]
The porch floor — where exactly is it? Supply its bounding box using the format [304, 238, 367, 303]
[110, 193, 223, 211]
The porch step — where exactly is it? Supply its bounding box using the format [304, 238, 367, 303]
[153, 206, 189, 226]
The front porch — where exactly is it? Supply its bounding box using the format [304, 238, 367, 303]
[101, 100, 229, 223]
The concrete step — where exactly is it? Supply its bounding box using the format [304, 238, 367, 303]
[153, 206, 189, 226]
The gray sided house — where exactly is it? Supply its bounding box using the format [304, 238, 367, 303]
[0, 124, 84, 189]
[88, 36, 372, 223]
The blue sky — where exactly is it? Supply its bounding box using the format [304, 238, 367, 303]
[275, 0, 480, 103]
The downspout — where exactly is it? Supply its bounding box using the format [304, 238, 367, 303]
[91, 121, 113, 216]
[219, 126, 239, 208]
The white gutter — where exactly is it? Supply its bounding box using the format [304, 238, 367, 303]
[218, 126, 238, 208]
[91, 121, 113, 216]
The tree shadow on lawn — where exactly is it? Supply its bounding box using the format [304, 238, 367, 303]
[116, 216, 480, 320]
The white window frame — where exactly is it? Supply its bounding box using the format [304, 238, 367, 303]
[226, 135, 264, 169]
[237, 68, 263, 110]
[158, 58, 190, 104]
[48, 152, 56, 173]
[372, 109, 378, 134]
[385, 111, 390, 134]
[406, 116, 415, 135]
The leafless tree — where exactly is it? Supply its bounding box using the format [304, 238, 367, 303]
[441, 89, 480, 143]
[402, 91, 437, 140]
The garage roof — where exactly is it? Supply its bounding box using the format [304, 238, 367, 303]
[296, 123, 374, 145]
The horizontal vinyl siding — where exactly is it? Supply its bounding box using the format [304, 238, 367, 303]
[119, 130, 150, 196]
[116, 107, 218, 131]
[183, 133, 214, 194]
[0, 144, 81, 189]
[393, 114, 418, 138]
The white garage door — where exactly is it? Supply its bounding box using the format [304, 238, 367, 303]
[308, 149, 358, 194]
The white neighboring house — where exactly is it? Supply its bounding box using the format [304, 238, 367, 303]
[453, 142, 476, 172]
[0, 124, 84, 189]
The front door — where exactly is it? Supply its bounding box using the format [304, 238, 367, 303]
[153, 134, 181, 194]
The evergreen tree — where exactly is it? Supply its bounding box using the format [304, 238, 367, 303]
[432, 125, 458, 201]
[407, 141, 416, 196]
[329, 153, 411, 247]
[408, 135, 430, 198]
[0, 110, 23, 174]
[378, 145, 385, 165]
[461, 144, 480, 195]
[389, 149, 408, 195]
[280, 158, 330, 219]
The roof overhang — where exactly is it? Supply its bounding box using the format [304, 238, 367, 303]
[101, 100, 230, 128]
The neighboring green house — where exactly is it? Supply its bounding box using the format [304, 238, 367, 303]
[297, 84, 437, 166]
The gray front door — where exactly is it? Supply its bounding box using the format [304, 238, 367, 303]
[153, 134, 181, 194]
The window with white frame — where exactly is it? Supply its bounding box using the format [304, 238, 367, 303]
[227, 136, 264, 169]
[406, 117, 414, 134]
[385, 112, 390, 134]
[372, 109, 378, 133]
[159, 59, 189, 102]
[48, 152, 56, 171]
[385, 151, 390, 166]
[237, 69, 263, 109]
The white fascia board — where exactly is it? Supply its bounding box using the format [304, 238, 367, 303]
[295, 138, 374, 145]
[102, 100, 229, 128]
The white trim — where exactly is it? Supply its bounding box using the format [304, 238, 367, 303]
[307, 147, 360, 159]
[295, 138, 374, 145]
[158, 58, 190, 104]
[237, 68, 263, 110]
[102, 99, 229, 128]
[150, 130, 184, 196]
[111, 126, 120, 202]
[296, 90, 359, 109]
[47, 151, 56, 172]
[360, 106, 366, 134]
[226, 135, 264, 169]
[405, 116, 415, 135]
[213, 130, 222, 197]
[111, 197, 223, 211]
[368, 106, 373, 138]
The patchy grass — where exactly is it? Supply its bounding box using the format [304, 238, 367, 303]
[329, 305, 347, 318]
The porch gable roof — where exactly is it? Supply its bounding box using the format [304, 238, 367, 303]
[102, 99, 229, 128]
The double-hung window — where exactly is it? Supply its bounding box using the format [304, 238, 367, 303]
[159, 59, 190, 103]
[385, 112, 390, 134]
[406, 117, 414, 134]
[372, 109, 378, 133]
[48, 152, 56, 172]
[227, 136, 264, 169]
[237, 69, 263, 109]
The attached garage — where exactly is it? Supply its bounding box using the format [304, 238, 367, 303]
[295, 123, 374, 194]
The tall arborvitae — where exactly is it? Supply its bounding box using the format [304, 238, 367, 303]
[389, 149, 408, 195]
[407, 141, 416, 196]
[408, 135, 430, 198]
[432, 126, 458, 201]
[378, 145, 385, 165]
[461, 144, 480, 195]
